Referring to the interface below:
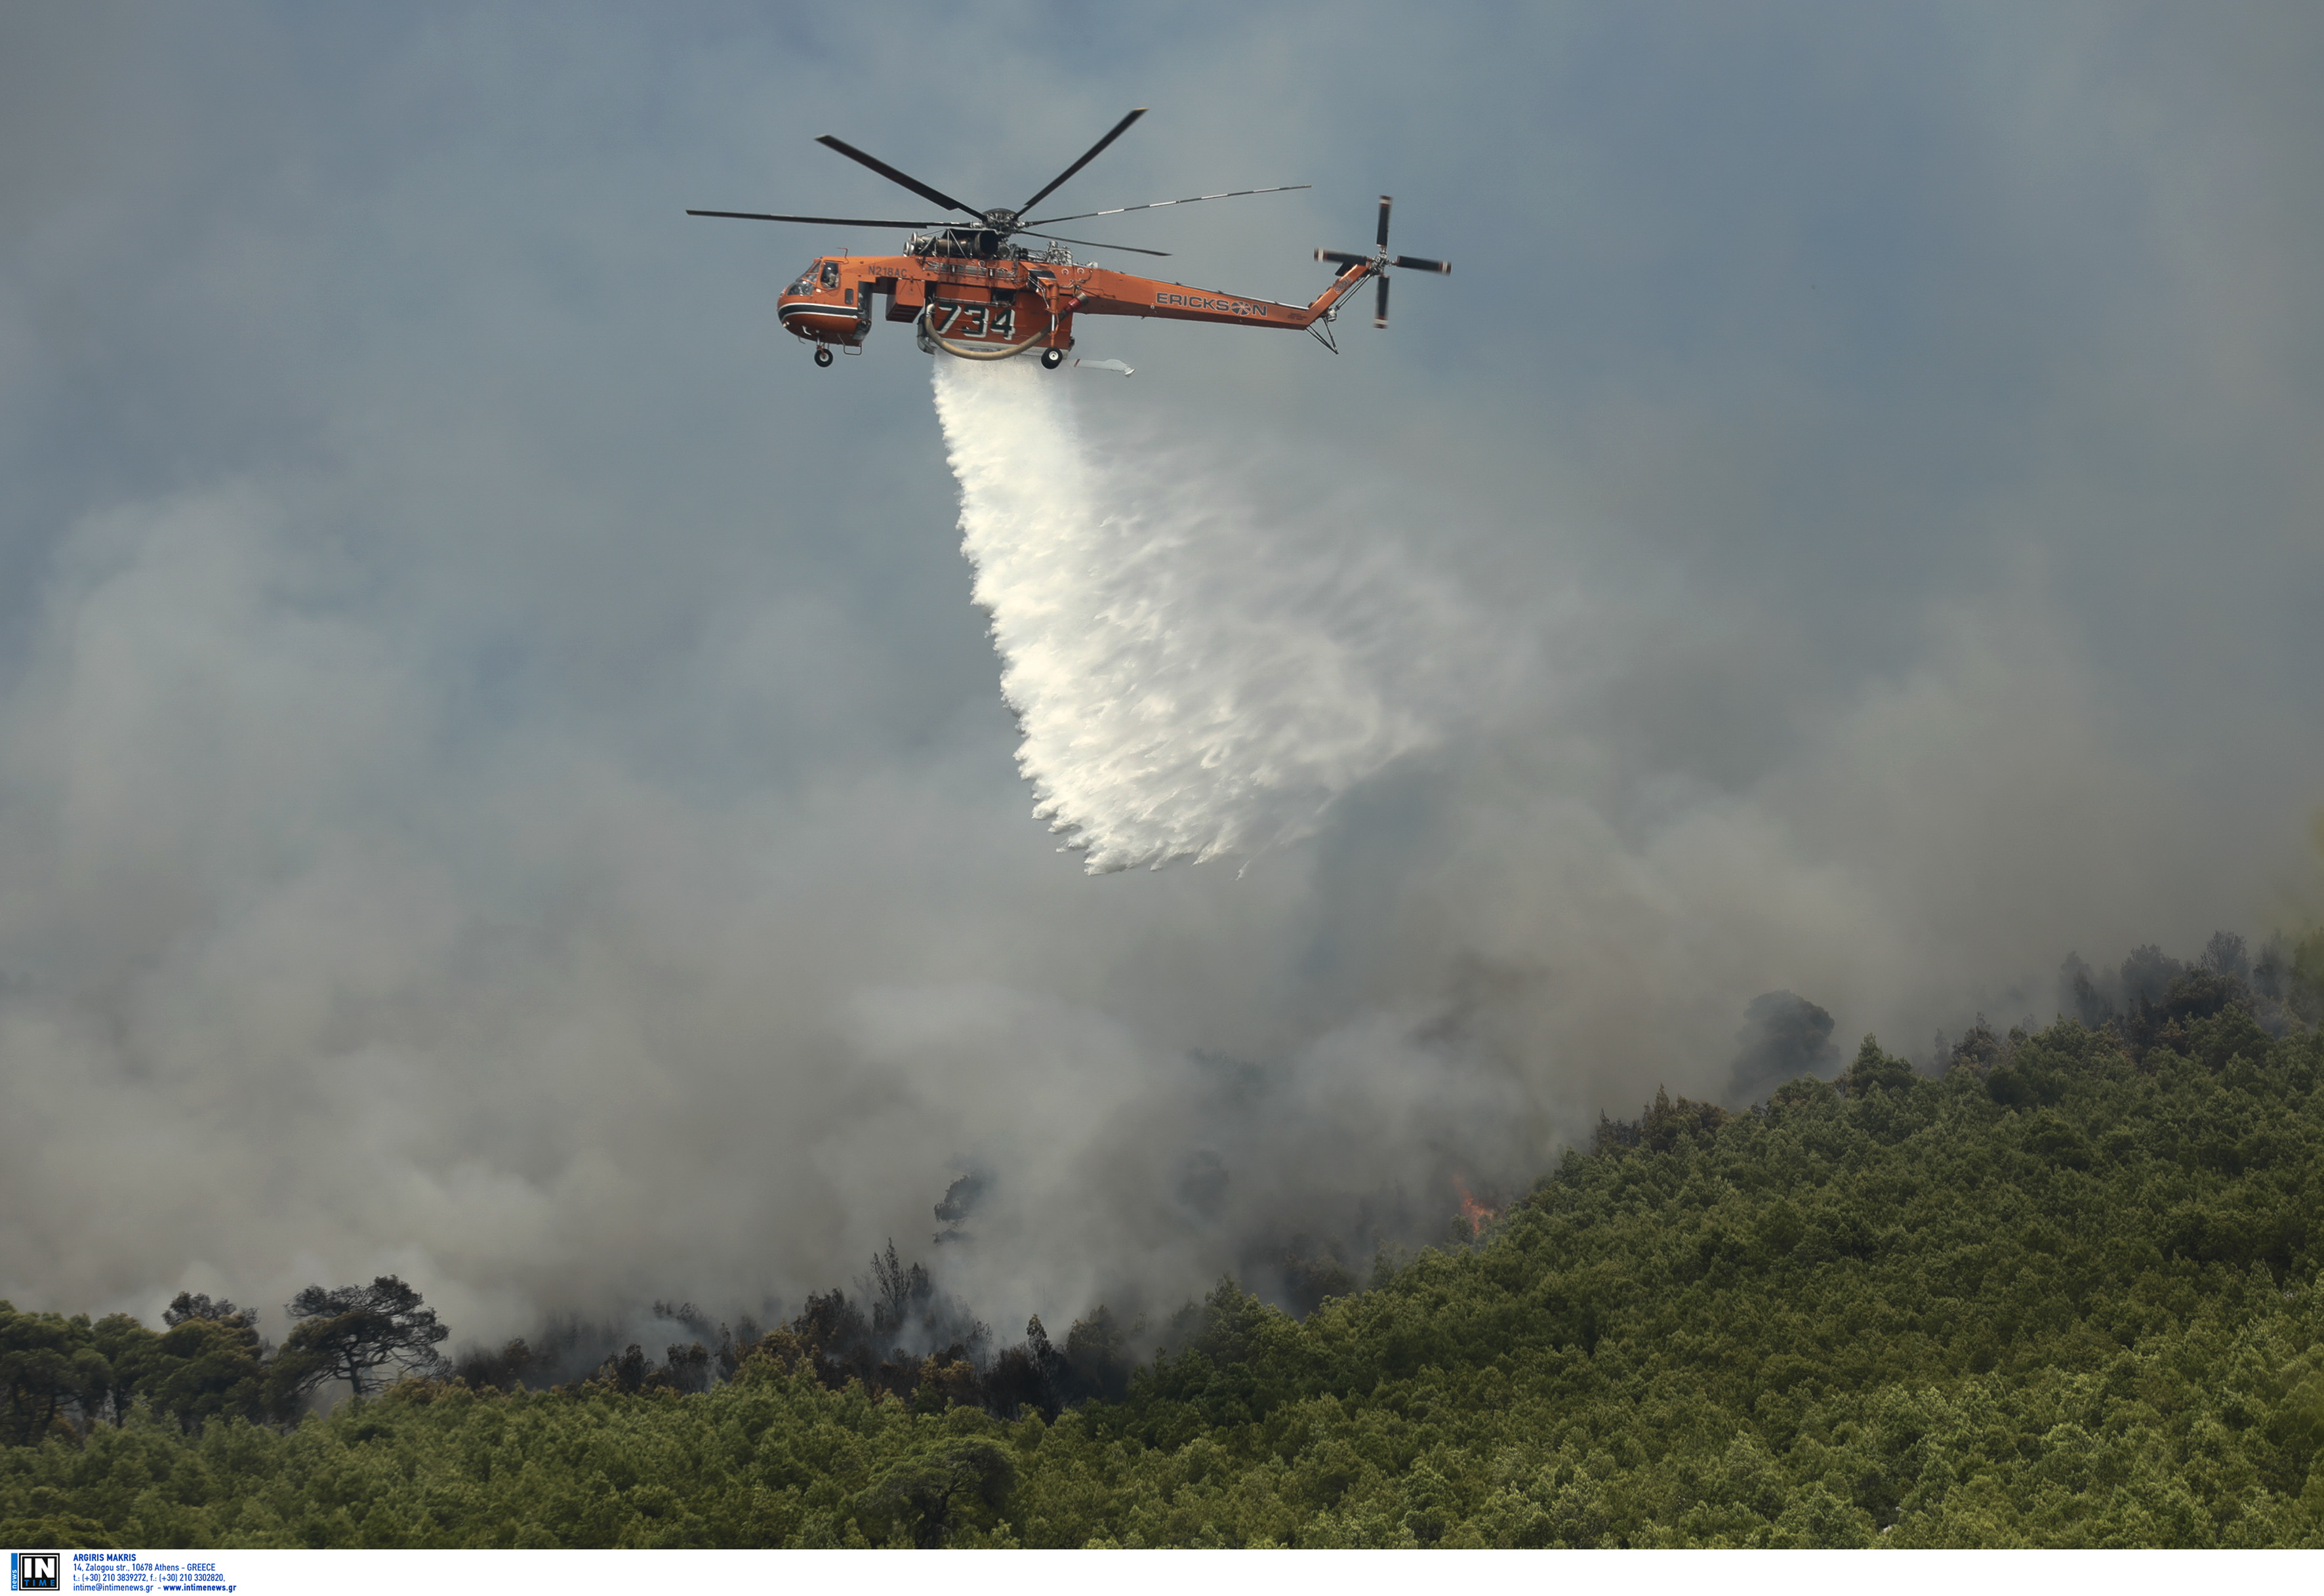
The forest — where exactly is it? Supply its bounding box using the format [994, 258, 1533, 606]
[5, 931, 2324, 1547]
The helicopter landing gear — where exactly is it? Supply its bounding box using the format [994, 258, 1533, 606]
[813, 346, 834, 368]
[1041, 346, 1064, 370]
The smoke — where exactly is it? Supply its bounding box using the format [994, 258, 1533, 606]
[933, 356, 1485, 872]
[1726, 991, 1841, 1104]
[2, 4, 2322, 1367]
[825, 972, 1555, 1336]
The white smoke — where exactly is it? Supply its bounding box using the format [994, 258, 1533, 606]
[933, 356, 1484, 872]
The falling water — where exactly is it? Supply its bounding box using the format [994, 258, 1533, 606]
[931, 356, 1449, 872]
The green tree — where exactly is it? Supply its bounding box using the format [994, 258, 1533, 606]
[0, 1305, 109, 1445]
[5, 998, 2323, 1547]
[276, 1277, 447, 1404]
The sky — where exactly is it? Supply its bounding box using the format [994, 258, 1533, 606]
[2, 1, 2320, 1351]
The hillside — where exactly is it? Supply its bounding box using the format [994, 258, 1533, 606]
[6, 985, 2323, 1548]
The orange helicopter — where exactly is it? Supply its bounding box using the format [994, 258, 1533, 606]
[688, 108, 1448, 369]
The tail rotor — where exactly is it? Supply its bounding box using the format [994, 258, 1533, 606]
[1315, 194, 1449, 331]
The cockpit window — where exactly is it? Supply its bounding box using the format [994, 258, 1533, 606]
[820, 262, 840, 290]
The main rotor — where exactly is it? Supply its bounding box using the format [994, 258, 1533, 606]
[687, 108, 1309, 260]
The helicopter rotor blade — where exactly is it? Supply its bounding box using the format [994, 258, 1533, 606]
[1315, 249, 1370, 266]
[815, 134, 981, 217]
[686, 210, 941, 228]
[1391, 255, 1450, 275]
[1021, 231, 1171, 258]
[1019, 108, 1148, 215]
[1376, 195, 1392, 249]
[1025, 183, 1309, 227]
[1374, 274, 1389, 329]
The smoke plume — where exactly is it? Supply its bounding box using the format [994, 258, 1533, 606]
[1, 5, 2320, 1371]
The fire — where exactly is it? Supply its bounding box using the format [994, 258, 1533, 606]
[1454, 1178, 1498, 1233]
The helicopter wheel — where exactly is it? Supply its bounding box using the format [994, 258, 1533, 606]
[1041, 346, 1064, 370]
[813, 346, 834, 368]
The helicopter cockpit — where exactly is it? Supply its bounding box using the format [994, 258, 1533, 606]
[785, 262, 843, 297]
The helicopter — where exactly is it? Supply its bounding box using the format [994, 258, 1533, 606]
[687, 108, 1448, 369]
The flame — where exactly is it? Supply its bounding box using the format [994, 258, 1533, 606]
[1454, 1177, 1498, 1232]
